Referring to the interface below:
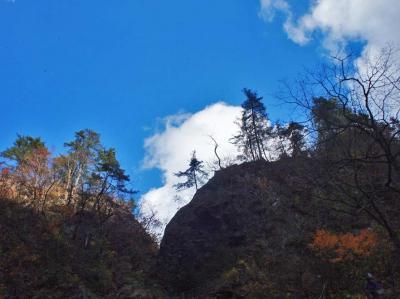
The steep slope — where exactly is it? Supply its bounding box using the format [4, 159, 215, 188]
[0, 198, 165, 298]
[157, 160, 313, 297]
[157, 160, 386, 298]
[1, 158, 393, 298]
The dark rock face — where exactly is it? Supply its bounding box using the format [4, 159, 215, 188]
[157, 159, 377, 298]
[158, 161, 277, 294]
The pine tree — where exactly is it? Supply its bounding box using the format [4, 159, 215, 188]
[232, 89, 270, 161]
[91, 147, 133, 212]
[174, 151, 208, 191]
[275, 121, 307, 158]
[59, 129, 102, 205]
[1, 135, 46, 165]
[1, 135, 53, 207]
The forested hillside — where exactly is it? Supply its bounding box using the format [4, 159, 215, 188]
[0, 131, 164, 298]
[1, 50, 400, 298]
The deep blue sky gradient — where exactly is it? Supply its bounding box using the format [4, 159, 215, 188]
[1, 0, 322, 194]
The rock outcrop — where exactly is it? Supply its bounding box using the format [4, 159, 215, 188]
[158, 160, 305, 296]
[157, 159, 377, 298]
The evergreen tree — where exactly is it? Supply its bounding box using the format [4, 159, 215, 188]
[1, 135, 46, 165]
[275, 121, 307, 158]
[174, 151, 208, 191]
[1, 135, 54, 207]
[90, 147, 133, 213]
[58, 129, 102, 205]
[232, 89, 270, 161]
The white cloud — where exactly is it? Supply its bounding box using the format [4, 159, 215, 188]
[260, 0, 400, 54]
[259, 0, 290, 22]
[260, 0, 400, 120]
[139, 102, 242, 237]
[260, 0, 312, 45]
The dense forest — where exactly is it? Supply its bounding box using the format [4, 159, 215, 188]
[1, 50, 400, 298]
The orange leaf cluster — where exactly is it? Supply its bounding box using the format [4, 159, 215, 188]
[1, 168, 10, 176]
[310, 229, 378, 262]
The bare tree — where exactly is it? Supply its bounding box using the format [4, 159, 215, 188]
[209, 135, 223, 170]
[283, 46, 400, 252]
[139, 206, 163, 242]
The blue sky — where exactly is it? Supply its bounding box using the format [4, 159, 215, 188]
[0, 0, 385, 198]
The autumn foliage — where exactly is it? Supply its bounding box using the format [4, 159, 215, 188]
[310, 228, 378, 263]
[1, 168, 9, 176]
[0, 132, 163, 298]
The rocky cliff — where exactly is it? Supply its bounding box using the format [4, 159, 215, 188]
[157, 160, 319, 298]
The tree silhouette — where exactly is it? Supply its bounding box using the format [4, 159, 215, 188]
[232, 88, 271, 161]
[174, 151, 208, 191]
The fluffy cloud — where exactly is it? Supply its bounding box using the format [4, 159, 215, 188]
[260, 0, 400, 120]
[260, 0, 400, 54]
[139, 102, 242, 237]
